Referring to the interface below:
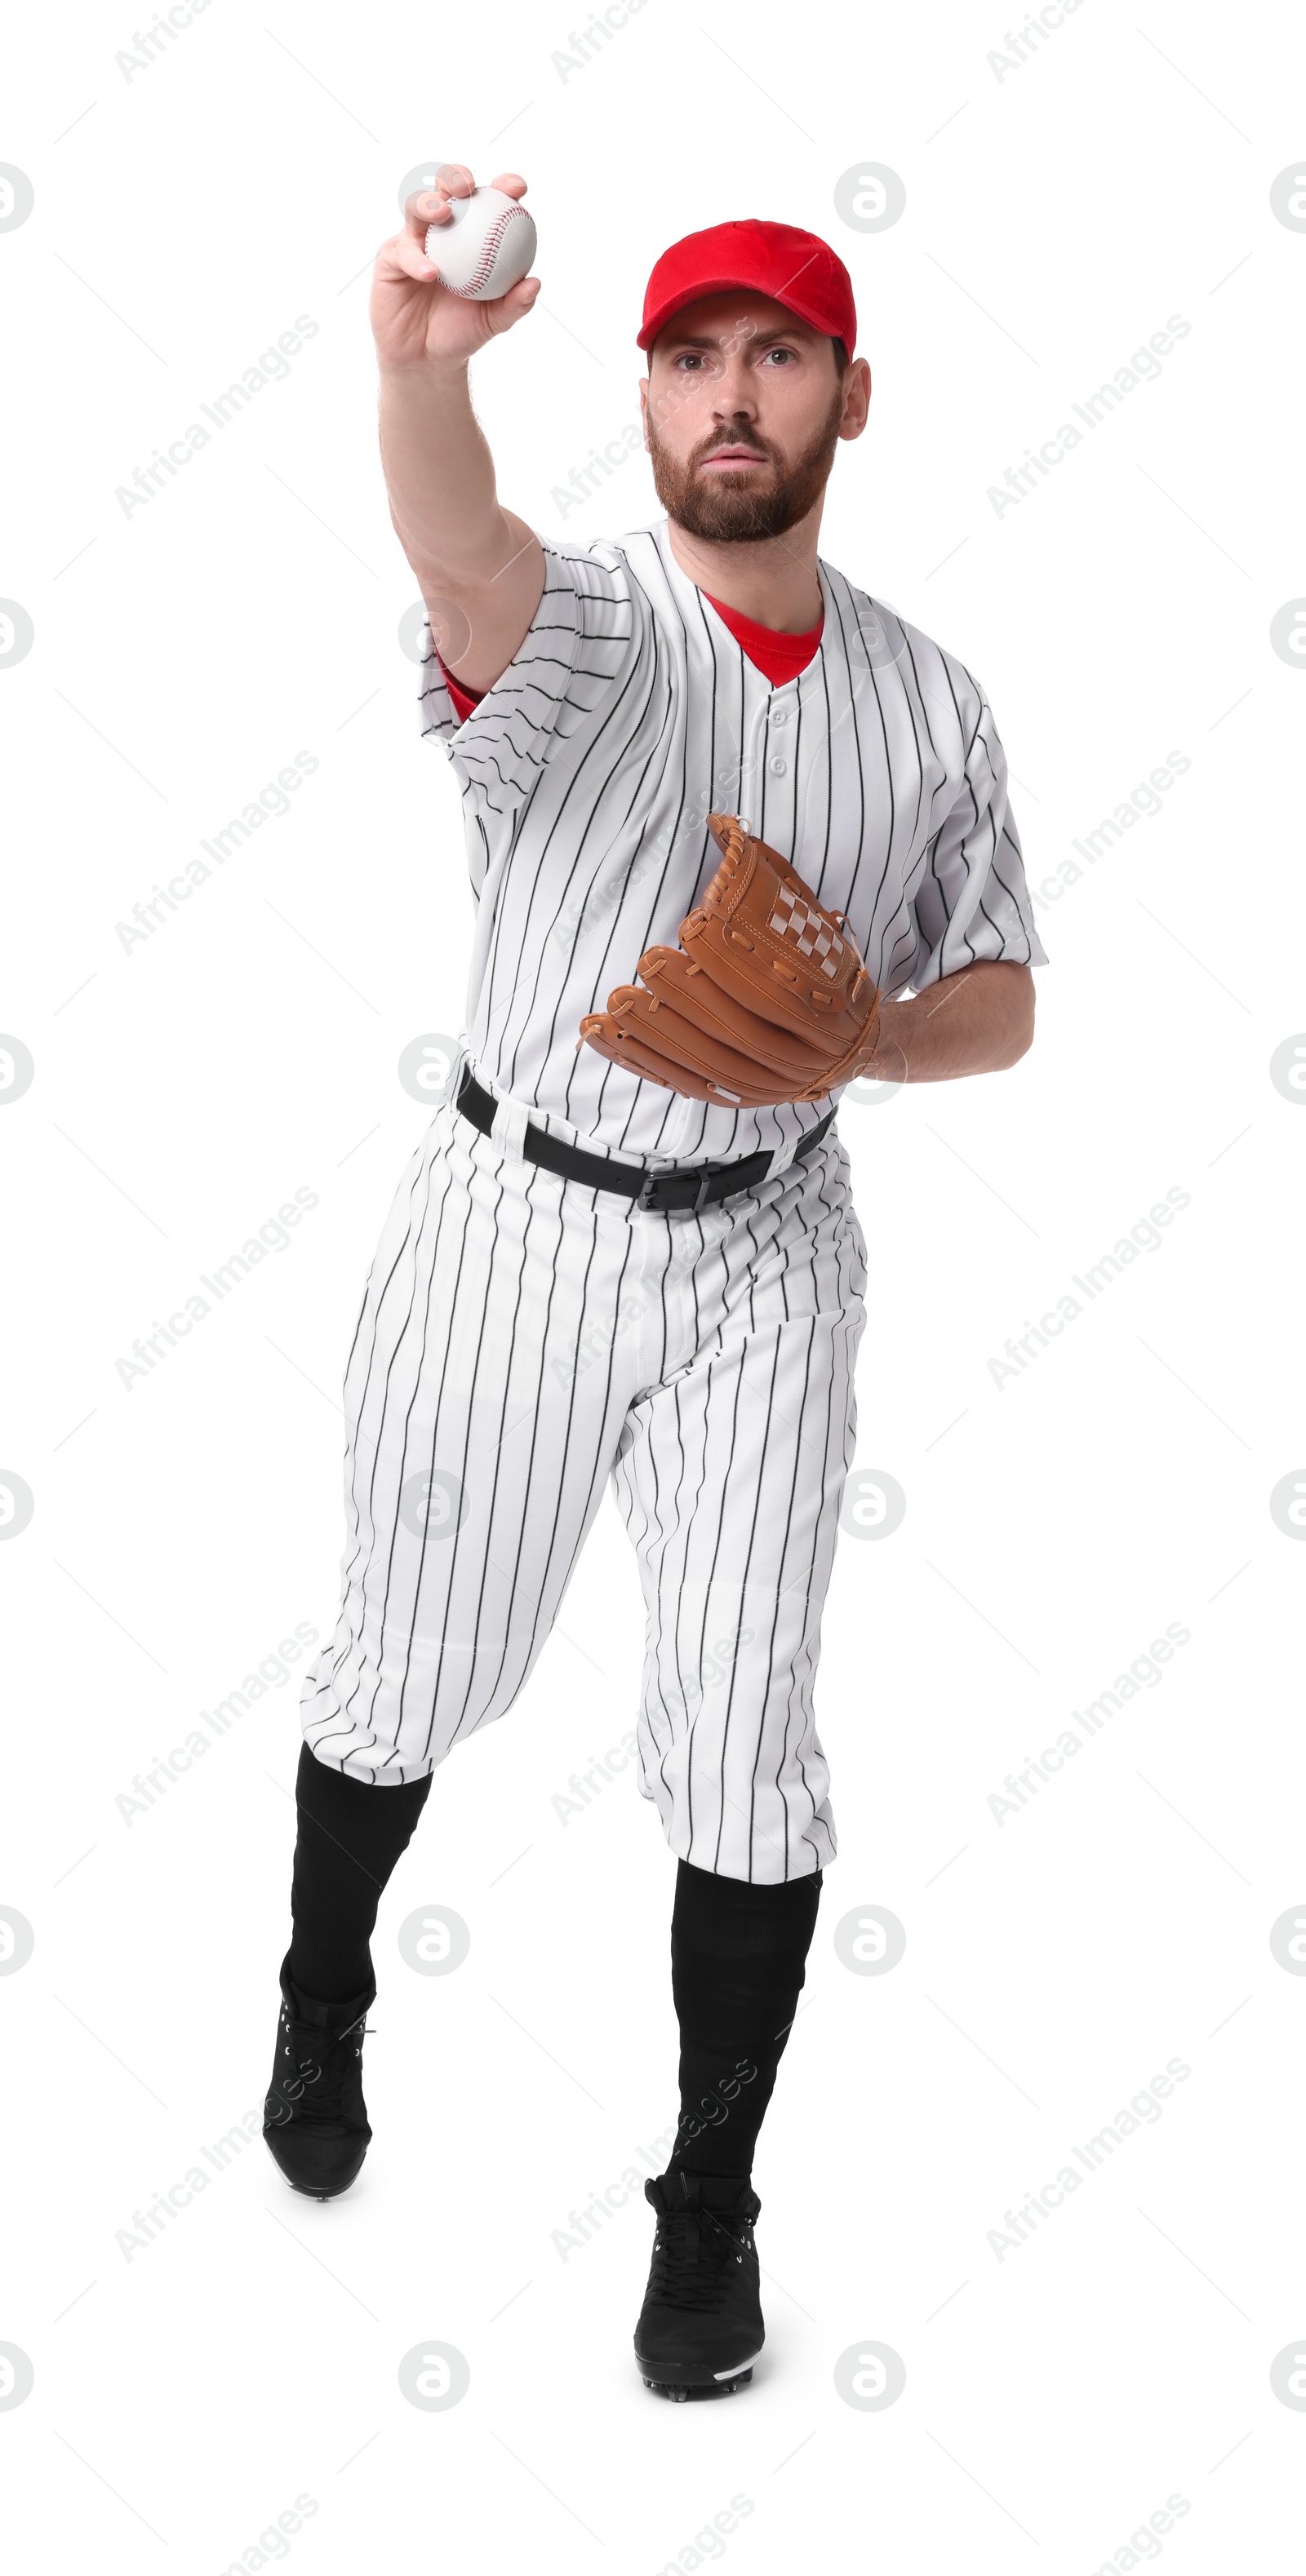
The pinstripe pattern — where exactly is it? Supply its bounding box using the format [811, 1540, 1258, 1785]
[300, 1056, 866, 1882]
[300, 521, 1042, 1879]
[418, 518, 1046, 1170]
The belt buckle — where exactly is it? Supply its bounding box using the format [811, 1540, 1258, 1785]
[634, 1163, 717, 1215]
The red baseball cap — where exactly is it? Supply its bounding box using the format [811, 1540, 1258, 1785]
[637, 219, 856, 359]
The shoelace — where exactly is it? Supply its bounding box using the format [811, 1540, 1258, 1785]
[649, 2206, 753, 2312]
[275, 2012, 369, 2123]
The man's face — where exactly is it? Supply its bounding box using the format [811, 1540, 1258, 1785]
[641, 291, 869, 542]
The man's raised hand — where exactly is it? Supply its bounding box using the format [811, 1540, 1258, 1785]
[371, 165, 540, 370]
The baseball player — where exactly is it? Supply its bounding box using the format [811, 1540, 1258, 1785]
[264, 167, 1046, 2401]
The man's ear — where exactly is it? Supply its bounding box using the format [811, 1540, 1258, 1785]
[838, 357, 872, 440]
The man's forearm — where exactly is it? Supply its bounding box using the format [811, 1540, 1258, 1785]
[377, 361, 544, 686]
[866, 960, 1035, 1082]
[379, 361, 509, 586]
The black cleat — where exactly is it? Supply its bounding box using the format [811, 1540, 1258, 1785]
[262, 1954, 375, 2201]
[634, 2171, 763, 2399]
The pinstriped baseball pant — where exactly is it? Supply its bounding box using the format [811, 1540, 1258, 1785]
[300, 1080, 867, 1883]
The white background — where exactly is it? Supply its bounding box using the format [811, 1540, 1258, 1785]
[2, 0, 1305, 2567]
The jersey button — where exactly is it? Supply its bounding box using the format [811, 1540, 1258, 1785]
[768, 756, 788, 775]
[771, 707, 789, 725]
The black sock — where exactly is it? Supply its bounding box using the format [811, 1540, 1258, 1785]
[666, 1859, 822, 2183]
[285, 1741, 432, 2003]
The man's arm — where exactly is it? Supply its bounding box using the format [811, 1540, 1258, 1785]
[865, 960, 1036, 1082]
[371, 162, 546, 694]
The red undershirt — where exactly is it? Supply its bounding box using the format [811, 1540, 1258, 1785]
[436, 587, 824, 724]
[701, 592, 825, 686]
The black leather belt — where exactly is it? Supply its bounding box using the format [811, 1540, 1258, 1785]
[454, 1067, 834, 1214]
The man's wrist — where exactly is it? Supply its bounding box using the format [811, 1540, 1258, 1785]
[865, 997, 911, 1083]
[376, 354, 470, 390]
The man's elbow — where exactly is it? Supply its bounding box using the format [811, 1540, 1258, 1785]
[993, 968, 1036, 1070]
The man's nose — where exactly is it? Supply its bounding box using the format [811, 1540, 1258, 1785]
[712, 361, 757, 415]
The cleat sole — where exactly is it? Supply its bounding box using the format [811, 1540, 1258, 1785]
[638, 2366, 753, 2401]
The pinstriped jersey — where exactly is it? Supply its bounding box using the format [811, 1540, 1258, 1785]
[418, 517, 1047, 1166]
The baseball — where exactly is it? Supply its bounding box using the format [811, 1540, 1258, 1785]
[426, 185, 537, 301]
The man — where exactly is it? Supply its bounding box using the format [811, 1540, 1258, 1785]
[264, 168, 1045, 2402]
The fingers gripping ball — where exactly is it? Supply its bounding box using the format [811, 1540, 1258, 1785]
[578, 814, 882, 1107]
[426, 187, 537, 299]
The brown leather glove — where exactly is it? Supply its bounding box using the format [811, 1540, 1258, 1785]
[577, 813, 882, 1108]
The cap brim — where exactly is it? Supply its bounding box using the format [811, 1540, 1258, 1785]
[637, 278, 844, 352]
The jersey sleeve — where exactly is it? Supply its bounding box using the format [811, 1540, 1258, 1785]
[906, 683, 1048, 988]
[417, 543, 634, 822]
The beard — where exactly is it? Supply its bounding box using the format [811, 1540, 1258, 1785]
[647, 384, 846, 542]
